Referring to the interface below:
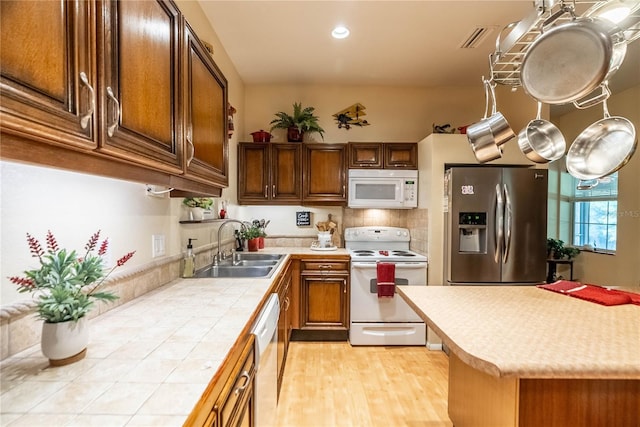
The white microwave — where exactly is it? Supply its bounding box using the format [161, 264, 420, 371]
[348, 169, 418, 209]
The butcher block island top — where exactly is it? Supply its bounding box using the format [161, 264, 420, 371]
[398, 285, 640, 427]
[397, 285, 640, 379]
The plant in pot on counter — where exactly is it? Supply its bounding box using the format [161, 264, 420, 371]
[241, 225, 262, 252]
[8, 230, 135, 366]
[269, 101, 325, 142]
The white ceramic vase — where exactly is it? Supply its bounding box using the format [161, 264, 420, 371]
[41, 317, 89, 365]
[190, 207, 204, 221]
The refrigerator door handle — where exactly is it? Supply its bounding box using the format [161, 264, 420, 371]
[495, 183, 504, 264]
[503, 184, 513, 264]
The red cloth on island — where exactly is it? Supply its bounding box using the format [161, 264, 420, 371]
[538, 280, 638, 306]
[377, 262, 395, 298]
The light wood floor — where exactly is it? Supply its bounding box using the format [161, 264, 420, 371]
[274, 342, 453, 427]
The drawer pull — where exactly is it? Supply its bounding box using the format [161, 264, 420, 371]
[234, 371, 251, 396]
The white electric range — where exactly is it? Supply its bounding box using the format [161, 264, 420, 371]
[344, 226, 427, 346]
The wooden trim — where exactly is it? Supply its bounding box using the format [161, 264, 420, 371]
[519, 378, 640, 427]
[448, 352, 640, 427]
[448, 352, 518, 427]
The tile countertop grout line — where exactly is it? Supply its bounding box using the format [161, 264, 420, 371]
[0, 247, 350, 424]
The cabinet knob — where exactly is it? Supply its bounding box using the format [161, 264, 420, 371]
[264, 185, 268, 198]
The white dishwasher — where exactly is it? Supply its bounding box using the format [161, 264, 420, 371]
[251, 293, 279, 427]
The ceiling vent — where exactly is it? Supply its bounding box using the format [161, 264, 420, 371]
[459, 26, 496, 49]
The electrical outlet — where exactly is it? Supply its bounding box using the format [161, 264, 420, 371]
[152, 234, 166, 258]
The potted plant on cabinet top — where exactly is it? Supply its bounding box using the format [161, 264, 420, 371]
[269, 102, 325, 142]
[8, 230, 135, 366]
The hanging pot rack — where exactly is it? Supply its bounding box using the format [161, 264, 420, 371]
[490, 0, 640, 87]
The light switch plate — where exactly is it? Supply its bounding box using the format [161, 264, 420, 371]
[152, 234, 166, 257]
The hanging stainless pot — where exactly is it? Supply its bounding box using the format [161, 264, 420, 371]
[520, 17, 627, 105]
[466, 79, 503, 163]
[565, 99, 637, 180]
[517, 101, 566, 163]
[486, 80, 515, 146]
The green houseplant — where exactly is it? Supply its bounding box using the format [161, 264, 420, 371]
[241, 225, 262, 252]
[546, 238, 580, 260]
[8, 230, 135, 365]
[182, 197, 213, 210]
[183, 197, 214, 221]
[269, 102, 325, 142]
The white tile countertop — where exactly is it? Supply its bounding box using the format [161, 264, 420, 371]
[0, 248, 348, 426]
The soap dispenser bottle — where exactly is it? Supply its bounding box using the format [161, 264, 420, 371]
[182, 238, 197, 278]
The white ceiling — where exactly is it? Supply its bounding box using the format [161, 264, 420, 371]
[199, 0, 639, 93]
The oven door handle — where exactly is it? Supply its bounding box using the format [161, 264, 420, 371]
[351, 262, 427, 269]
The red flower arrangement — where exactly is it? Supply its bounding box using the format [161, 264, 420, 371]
[8, 230, 135, 323]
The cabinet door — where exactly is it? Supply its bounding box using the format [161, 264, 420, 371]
[300, 274, 349, 330]
[272, 144, 302, 203]
[384, 143, 418, 169]
[184, 22, 228, 187]
[303, 144, 347, 205]
[277, 266, 293, 396]
[348, 143, 383, 168]
[97, 0, 183, 173]
[219, 336, 255, 427]
[238, 143, 270, 204]
[0, 0, 96, 149]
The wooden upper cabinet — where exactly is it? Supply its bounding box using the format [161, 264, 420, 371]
[97, 0, 183, 173]
[348, 142, 418, 169]
[237, 143, 302, 205]
[303, 144, 347, 205]
[0, 0, 97, 149]
[384, 143, 418, 169]
[183, 22, 228, 187]
[348, 143, 383, 168]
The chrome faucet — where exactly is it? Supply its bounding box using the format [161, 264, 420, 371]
[214, 220, 247, 265]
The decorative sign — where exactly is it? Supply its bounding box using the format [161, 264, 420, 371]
[296, 211, 311, 227]
[461, 185, 474, 195]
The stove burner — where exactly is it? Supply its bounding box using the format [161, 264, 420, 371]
[392, 251, 415, 257]
[353, 250, 374, 255]
[354, 253, 374, 256]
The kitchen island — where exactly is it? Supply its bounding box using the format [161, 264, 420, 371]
[397, 285, 640, 427]
[0, 247, 348, 426]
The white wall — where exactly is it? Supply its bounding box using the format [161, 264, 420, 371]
[0, 161, 183, 304]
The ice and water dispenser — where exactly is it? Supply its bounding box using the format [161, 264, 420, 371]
[458, 212, 487, 253]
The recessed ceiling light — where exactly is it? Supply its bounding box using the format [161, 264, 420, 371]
[332, 26, 350, 39]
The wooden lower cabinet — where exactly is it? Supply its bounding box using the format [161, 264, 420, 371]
[448, 352, 640, 427]
[276, 262, 293, 397]
[299, 257, 350, 332]
[217, 335, 255, 427]
[185, 335, 255, 427]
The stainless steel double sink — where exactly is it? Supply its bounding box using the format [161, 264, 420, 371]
[193, 253, 284, 278]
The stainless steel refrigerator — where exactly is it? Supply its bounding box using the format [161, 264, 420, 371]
[444, 167, 548, 285]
